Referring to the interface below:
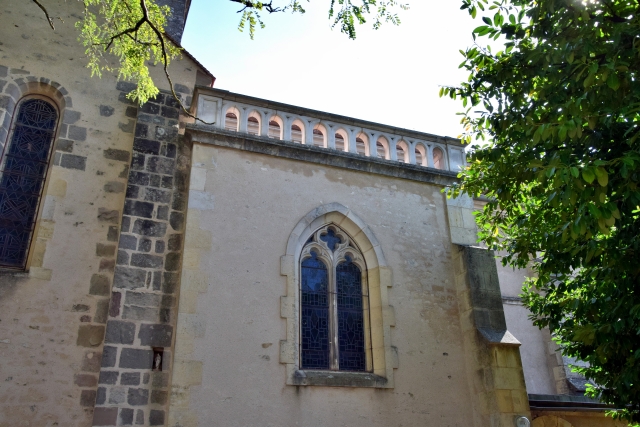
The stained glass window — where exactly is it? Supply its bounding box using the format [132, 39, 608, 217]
[301, 251, 330, 369]
[337, 257, 366, 371]
[300, 226, 370, 372]
[0, 99, 57, 269]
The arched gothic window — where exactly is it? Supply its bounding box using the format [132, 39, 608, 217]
[0, 98, 58, 269]
[300, 225, 371, 372]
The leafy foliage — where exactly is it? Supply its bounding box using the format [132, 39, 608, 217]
[234, 0, 407, 40]
[78, 0, 182, 104]
[442, 0, 640, 423]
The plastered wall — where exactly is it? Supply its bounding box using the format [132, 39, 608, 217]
[169, 141, 476, 426]
[496, 261, 557, 395]
[0, 2, 199, 425]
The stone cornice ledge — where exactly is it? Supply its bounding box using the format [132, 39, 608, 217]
[186, 125, 460, 187]
[293, 370, 388, 388]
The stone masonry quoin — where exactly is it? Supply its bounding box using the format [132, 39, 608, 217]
[93, 83, 192, 427]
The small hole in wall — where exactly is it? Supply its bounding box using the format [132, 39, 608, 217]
[152, 348, 164, 371]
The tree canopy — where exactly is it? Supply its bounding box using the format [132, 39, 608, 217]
[33, 0, 407, 110]
[442, 0, 640, 423]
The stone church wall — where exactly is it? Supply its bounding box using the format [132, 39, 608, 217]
[167, 136, 477, 426]
[0, 1, 201, 426]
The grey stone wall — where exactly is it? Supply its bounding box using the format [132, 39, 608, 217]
[93, 88, 191, 427]
[156, 0, 190, 43]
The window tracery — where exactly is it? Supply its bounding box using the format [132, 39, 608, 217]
[300, 225, 370, 372]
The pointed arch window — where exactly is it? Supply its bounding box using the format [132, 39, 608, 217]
[300, 225, 371, 372]
[0, 98, 58, 269]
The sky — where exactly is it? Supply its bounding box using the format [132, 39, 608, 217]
[181, 0, 481, 139]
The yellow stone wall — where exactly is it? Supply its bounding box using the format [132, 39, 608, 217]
[0, 2, 200, 425]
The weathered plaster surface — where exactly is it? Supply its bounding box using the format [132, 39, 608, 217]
[169, 142, 473, 426]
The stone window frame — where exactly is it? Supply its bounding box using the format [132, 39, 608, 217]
[0, 92, 64, 272]
[280, 203, 398, 388]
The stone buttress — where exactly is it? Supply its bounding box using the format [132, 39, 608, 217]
[92, 90, 191, 427]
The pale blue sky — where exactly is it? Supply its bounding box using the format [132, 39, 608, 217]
[182, 1, 479, 139]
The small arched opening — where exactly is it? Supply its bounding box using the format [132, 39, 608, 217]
[376, 137, 390, 159]
[356, 137, 366, 155]
[356, 132, 368, 156]
[335, 129, 348, 152]
[291, 120, 304, 143]
[312, 124, 327, 147]
[433, 146, 445, 169]
[224, 107, 240, 131]
[415, 143, 427, 166]
[247, 111, 261, 136]
[268, 116, 283, 139]
[396, 140, 409, 163]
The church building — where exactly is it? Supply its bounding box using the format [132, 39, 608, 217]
[0, 1, 624, 426]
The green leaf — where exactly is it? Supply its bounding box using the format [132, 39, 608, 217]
[570, 167, 579, 178]
[588, 204, 601, 218]
[482, 16, 492, 25]
[607, 73, 620, 91]
[582, 168, 595, 184]
[595, 167, 608, 187]
[583, 72, 596, 88]
[558, 125, 568, 142]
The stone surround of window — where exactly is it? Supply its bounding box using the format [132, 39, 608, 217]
[279, 203, 398, 388]
[0, 71, 78, 279]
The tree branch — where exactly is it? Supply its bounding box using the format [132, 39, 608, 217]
[138, 0, 213, 125]
[229, 0, 283, 14]
[32, 0, 55, 30]
[104, 17, 147, 50]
